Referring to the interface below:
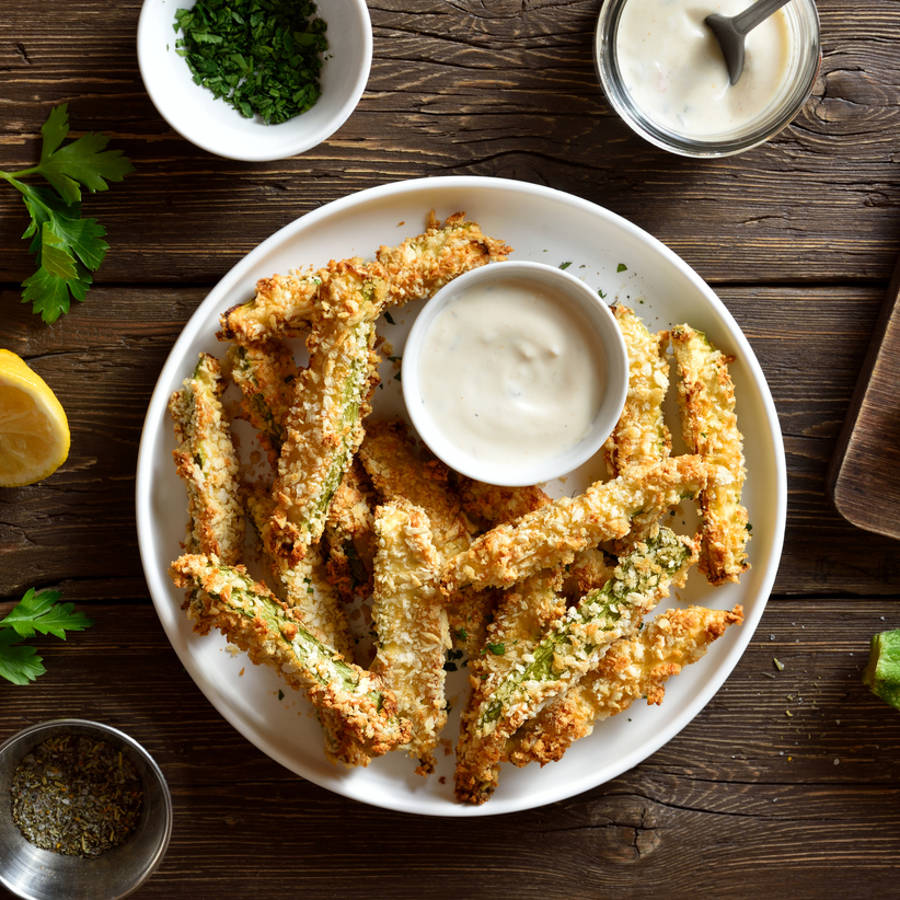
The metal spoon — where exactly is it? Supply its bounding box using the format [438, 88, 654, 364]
[705, 0, 792, 85]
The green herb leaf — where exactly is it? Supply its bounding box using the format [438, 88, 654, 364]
[559, 261, 572, 269]
[486, 642, 506, 656]
[0, 588, 93, 685]
[0, 104, 131, 324]
[0, 631, 46, 685]
[1, 588, 93, 639]
[617, 263, 628, 273]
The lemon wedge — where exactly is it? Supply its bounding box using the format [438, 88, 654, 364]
[0, 349, 70, 487]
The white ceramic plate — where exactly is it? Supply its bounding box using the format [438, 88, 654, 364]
[137, 0, 371, 161]
[136, 176, 786, 817]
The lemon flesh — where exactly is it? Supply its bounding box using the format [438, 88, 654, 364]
[0, 349, 70, 487]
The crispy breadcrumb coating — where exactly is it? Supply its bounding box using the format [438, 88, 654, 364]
[226, 340, 296, 465]
[603, 305, 671, 476]
[371, 500, 450, 774]
[454, 528, 698, 804]
[267, 316, 380, 564]
[168, 353, 244, 565]
[456, 478, 551, 531]
[323, 460, 377, 602]
[170, 554, 410, 765]
[456, 569, 566, 804]
[506, 604, 743, 767]
[440, 456, 709, 594]
[669, 325, 750, 585]
[359, 420, 491, 655]
[219, 212, 512, 343]
[246, 487, 353, 657]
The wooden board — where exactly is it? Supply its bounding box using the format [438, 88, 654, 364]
[829, 255, 900, 540]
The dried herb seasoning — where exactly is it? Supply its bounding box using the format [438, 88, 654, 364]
[10, 734, 144, 858]
[174, 0, 328, 125]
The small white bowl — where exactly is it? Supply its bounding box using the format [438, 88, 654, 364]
[402, 261, 629, 487]
[137, 0, 372, 161]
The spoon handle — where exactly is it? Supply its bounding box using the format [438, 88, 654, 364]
[732, 0, 793, 35]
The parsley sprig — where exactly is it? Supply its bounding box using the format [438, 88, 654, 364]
[0, 104, 133, 324]
[0, 587, 93, 685]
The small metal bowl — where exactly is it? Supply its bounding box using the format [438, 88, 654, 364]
[0, 719, 172, 900]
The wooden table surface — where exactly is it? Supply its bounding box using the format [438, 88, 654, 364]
[2, 1, 899, 897]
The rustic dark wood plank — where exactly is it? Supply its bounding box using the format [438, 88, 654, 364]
[2, 283, 898, 602]
[0, 0, 898, 287]
[1, 598, 898, 900]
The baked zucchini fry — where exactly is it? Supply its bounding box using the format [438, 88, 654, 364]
[219, 213, 511, 343]
[669, 325, 749, 585]
[268, 317, 380, 564]
[440, 456, 709, 594]
[371, 500, 450, 774]
[603, 305, 671, 475]
[456, 477, 551, 530]
[226, 340, 296, 465]
[455, 569, 566, 803]
[375, 210, 512, 306]
[170, 554, 410, 764]
[323, 460, 378, 602]
[455, 527, 696, 804]
[168, 353, 244, 565]
[561, 547, 616, 601]
[506, 604, 744, 767]
[246, 487, 353, 657]
[359, 420, 491, 652]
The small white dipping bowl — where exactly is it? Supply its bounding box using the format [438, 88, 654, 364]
[402, 261, 629, 487]
[137, 0, 372, 161]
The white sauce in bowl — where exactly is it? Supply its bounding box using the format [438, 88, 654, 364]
[416, 278, 607, 468]
[615, 0, 794, 138]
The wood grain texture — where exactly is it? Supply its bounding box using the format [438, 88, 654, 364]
[0, 600, 898, 900]
[0, 0, 898, 286]
[1, 0, 900, 896]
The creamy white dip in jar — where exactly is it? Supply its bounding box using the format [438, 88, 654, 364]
[595, 0, 821, 156]
[401, 261, 629, 487]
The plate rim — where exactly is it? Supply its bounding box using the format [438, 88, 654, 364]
[135, 174, 787, 817]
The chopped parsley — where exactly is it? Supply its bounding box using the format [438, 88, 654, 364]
[559, 261, 572, 270]
[174, 0, 328, 125]
[486, 642, 506, 656]
[598, 288, 607, 299]
[617, 263, 628, 273]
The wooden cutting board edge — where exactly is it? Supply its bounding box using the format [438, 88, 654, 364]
[827, 251, 900, 541]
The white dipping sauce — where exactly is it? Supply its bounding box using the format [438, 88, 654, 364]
[615, 0, 794, 138]
[417, 278, 606, 467]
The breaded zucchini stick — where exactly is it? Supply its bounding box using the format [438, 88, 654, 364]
[323, 460, 378, 602]
[669, 325, 750, 585]
[371, 500, 450, 774]
[246, 488, 353, 657]
[219, 213, 512, 343]
[267, 316, 381, 564]
[168, 353, 244, 565]
[506, 604, 744, 767]
[170, 554, 410, 765]
[440, 456, 709, 594]
[603, 305, 671, 475]
[455, 528, 697, 804]
[226, 340, 296, 465]
[359, 420, 490, 654]
[456, 477, 551, 531]
[374, 210, 512, 306]
[561, 547, 616, 601]
[456, 568, 566, 802]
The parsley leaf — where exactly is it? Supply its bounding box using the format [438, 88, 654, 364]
[0, 104, 133, 324]
[0, 588, 93, 685]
